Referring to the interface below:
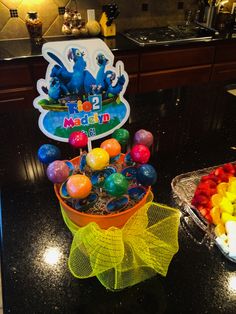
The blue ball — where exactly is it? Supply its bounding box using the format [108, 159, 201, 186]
[38, 144, 61, 164]
[137, 164, 157, 186]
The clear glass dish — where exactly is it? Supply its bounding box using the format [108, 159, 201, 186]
[171, 162, 236, 263]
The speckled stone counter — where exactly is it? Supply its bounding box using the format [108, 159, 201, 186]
[1, 80, 236, 313]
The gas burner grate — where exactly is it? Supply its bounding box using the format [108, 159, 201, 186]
[123, 24, 216, 46]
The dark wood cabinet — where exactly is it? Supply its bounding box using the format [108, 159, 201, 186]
[139, 65, 212, 91]
[0, 87, 35, 110]
[0, 64, 32, 89]
[139, 46, 214, 72]
[139, 46, 215, 92]
[210, 41, 236, 82]
[0, 61, 35, 109]
[211, 61, 236, 81]
[214, 42, 236, 63]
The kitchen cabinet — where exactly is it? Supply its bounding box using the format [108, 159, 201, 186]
[139, 46, 215, 92]
[211, 41, 236, 82]
[0, 62, 35, 109]
[139, 65, 212, 91]
[0, 87, 35, 110]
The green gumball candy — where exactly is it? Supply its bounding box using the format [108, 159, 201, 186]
[112, 128, 130, 146]
[104, 173, 128, 197]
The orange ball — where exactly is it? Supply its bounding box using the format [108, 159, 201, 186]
[100, 138, 121, 158]
[66, 174, 92, 199]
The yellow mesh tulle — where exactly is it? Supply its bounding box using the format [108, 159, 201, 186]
[61, 199, 180, 290]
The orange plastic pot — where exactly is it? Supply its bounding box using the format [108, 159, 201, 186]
[54, 155, 151, 229]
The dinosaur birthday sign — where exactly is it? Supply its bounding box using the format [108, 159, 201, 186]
[33, 39, 130, 143]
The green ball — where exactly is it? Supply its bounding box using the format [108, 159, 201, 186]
[112, 128, 130, 146]
[104, 173, 128, 197]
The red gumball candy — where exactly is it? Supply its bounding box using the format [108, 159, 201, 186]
[68, 131, 88, 149]
[130, 144, 150, 164]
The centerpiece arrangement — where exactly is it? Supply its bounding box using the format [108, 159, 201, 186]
[34, 38, 180, 290]
[40, 128, 155, 227]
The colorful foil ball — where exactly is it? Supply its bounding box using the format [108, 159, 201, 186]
[86, 148, 110, 171]
[104, 173, 128, 197]
[134, 129, 154, 148]
[38, 144, 61, 164]
[130, 144, 150, 164]
[100, 138, 121, 158]
[66, 174, 92, 199]
[68, 131, 88, 149]
[112, 128, 130, 146]
[46, 160, 70, 183]
[137, 164, 157, 186]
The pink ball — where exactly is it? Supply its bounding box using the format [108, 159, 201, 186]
[46, 160, 70, 183]
[130, 144, 150, 164]
[134, 129, 153, 148]
[68, 131, 88, 149]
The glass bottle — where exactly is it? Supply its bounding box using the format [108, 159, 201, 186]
[25, 12, 43, 44]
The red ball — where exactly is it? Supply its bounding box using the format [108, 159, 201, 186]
[130, 144, 150, 164]
[68, 131, 88, 149]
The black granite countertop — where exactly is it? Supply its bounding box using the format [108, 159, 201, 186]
[0, 34, 138, 61]
[0, 32, 236, 62]
[1, 80, 236, 313]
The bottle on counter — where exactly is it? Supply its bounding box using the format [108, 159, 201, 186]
[25, 12, 43, 44]
[86, 9, 101, 37]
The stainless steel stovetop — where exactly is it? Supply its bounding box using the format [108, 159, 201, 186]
[123, 24, 217, 46]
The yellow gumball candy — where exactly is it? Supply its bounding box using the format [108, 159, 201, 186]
[86, 148, 110, 171]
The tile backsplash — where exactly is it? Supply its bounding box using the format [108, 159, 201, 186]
[0, 0, 235, 40]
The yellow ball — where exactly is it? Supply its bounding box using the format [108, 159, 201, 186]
[86, 148, 110, 171]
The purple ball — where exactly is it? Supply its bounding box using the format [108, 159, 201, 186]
[46, 160, 70, 183]
[134, 129, 154, 148]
